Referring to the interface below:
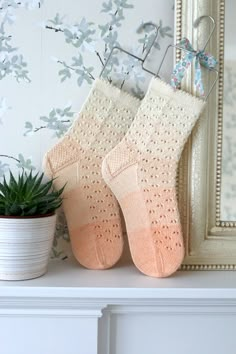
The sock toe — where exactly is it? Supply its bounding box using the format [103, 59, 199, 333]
[70, 220, 124, 270]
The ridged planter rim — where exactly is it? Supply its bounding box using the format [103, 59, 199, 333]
[0, 212, 55, 219]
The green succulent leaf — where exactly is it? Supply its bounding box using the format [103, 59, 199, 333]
[0, 170, 65, 217]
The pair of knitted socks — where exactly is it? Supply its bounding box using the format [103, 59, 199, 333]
[43, 77, 205, 277]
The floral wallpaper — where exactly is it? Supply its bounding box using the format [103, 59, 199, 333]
[0, 0, 174, 259]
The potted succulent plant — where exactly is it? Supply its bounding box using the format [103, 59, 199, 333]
[0, 170, 64, 280]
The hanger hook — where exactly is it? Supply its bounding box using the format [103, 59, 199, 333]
[193, 15, 215, 51]
[137, 21, 159, 62]
[99, 21, 160, 80]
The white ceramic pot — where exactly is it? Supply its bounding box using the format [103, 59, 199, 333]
[0, 214, 57, 280]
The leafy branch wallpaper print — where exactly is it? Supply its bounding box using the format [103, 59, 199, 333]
[0, 0, 176, 259]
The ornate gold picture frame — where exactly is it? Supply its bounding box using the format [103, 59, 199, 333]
[176, 0, 236, 270]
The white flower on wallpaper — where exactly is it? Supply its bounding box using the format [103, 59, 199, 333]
[0, 24, 31, 82]
[0, 1, 43, 81]
[24, 104, 75, 138]
[0, 0, 41, 177]
[44, 1, 172, 93]
[0, 161, 9, 177]
[0, 153, 35, 177]
[0, 97, 10, 124]
[44, 1, 134, 87]
[0, 0, 41, 189]
[46, 15, 97, 53]
[0, 0, 42, 15]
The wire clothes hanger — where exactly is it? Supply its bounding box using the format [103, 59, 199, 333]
[99, 22, 160, 79]
[156, 15, 219, 101]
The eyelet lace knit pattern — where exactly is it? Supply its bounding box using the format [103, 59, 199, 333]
[102, 77, 206, 277]
[43, 78, 140, 269]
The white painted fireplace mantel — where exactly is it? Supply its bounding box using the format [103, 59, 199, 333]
[1, 260, 236, 354]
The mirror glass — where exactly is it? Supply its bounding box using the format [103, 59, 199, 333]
[221, 0, 236, 221]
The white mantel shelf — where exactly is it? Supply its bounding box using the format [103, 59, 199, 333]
[2, 260, 236, 354]
[1, 259, 236, 301]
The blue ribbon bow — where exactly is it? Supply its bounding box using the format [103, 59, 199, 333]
[171, 38, 218, 96]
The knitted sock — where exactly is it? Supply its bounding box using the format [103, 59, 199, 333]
[102, 77, 205, 277]
[43, 79, 140, 269]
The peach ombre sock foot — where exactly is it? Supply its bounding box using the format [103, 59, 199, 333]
[43, 79, 140, 269]
[102, 77, 205, 277]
